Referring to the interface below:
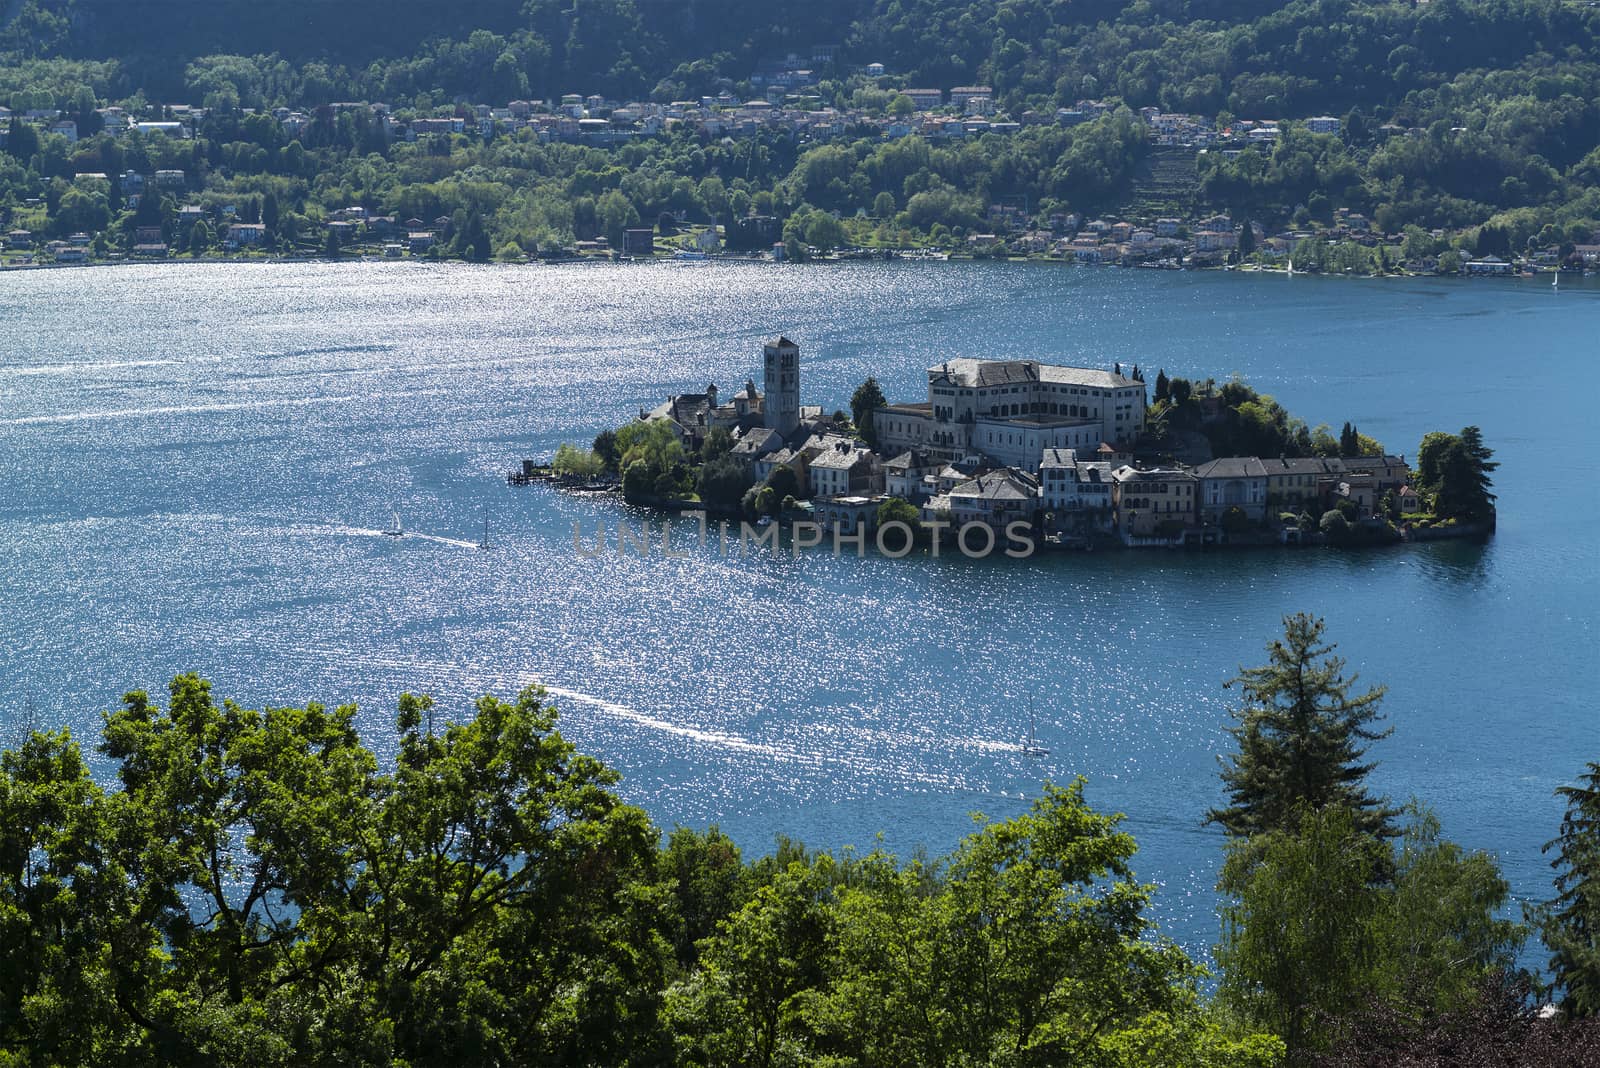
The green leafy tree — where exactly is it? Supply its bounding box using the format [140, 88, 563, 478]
[764, 464, 800, 505]
[699, 426, 733, 462]
[697, 454, 753, 512]
[1218, 805, 1386, 1055]
[1414, 430, 1457, 491]
[552, 441, 605, 478]
[803, 212, 846, 252]
[1207, 614, 1399, 840]
[1219, 804, 1523, 1057]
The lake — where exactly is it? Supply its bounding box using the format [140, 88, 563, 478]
[1, 259, 1595, 962]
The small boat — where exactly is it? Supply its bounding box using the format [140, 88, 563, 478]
[1022, 696, 1051, 757]
[673, 249, 708, 261]
[1553, 271, 1560, 290]
[382, 511, 403, 537]
[478, 509, 491, 550]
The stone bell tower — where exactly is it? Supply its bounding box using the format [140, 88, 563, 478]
[762, 336, 800, 437]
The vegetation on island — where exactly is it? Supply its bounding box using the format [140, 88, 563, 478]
[0, 1, 1596, 264]
[2, 617, 1596, 1066]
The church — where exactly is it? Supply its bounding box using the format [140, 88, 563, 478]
[644, 336, 811, 450]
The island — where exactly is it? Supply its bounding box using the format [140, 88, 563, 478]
[528, 337, 1497, 557]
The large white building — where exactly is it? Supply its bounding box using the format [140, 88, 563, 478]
[875, 358, 1146, 468]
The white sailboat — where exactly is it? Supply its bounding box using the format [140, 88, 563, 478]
[382, 510, 403, 537]
[1553, 271, 1559, 290]
[1287, 258, 1294, 277]
[1023, 696, 1051, 757]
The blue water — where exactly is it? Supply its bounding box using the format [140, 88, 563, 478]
[1, 260, 1595, 963]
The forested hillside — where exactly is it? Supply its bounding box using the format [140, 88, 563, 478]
[1, 0, 1596, 264]
[6, 0, 1598, 118]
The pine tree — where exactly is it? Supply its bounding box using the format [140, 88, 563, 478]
[1530, 763, 1600, 1017]
[1436, 425, 1498, 522]
[1207, 613, 1399, 839]
[1154, 369, 1170, 402]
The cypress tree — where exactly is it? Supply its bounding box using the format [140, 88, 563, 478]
[1207, 613, 1399, 839]
[1154, 369, 1169, 402]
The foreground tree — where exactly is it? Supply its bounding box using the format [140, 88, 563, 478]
[1207, 614, 1400, 839]
[1218, 804, 1523, 1057]
[1530, 762, 1600, 1018]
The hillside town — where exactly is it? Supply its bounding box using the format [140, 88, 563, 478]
[629, 338, 1443, 550]
[3, 77, 1595, 274]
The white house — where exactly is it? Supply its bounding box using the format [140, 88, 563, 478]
[1039, 449, 1114, 523]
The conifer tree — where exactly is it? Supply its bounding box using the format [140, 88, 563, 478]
[1530, 762, 1600, 1017]
[849, 376, 886, 447]
[1207, 613, 1399, 839]
[1154, 368, 1170, 402]
[1435, 425, 1498, 522]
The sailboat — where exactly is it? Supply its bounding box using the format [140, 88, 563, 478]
[1286, 257, 1294, 277]
[478, 509, 491, 550]
[382, 510, 403, 537]
[1022, 696, 1051, 757]
[1553, 271, 1560, 290]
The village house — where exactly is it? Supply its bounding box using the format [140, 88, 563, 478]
[1262, 455, 1346, 509]
[944, 470, 1039, 531]
[882, 450, 936, 501]
[808, 440, 882, 500]
[1343, 454, 1411, 492]
[1194, 456, 1270, 524]
[1039, 449, 1113, 525]
[226, 222, 267, 249]
[1112, 466, 1197, 538]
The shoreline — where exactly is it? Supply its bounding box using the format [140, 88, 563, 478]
[3, 251, 1588, 282]
[518, 473, 1494, 557]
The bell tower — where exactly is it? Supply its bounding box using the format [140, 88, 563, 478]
[762, 336, 800, 437]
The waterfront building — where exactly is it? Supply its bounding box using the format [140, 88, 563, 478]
[875, 358, 1147, 467]
[882, 450, 936, 501]
[809, 440, 882, 499]
[1262, 456, 1346, 509]
[1194, 456, 1270, 523]
[1111, 466, 1197, 538]
[1039, 449, 1114, 525]
[944, 470, 1039, 530]
[814, 494, 888, 534]
[1343, 454, 1411, 492]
